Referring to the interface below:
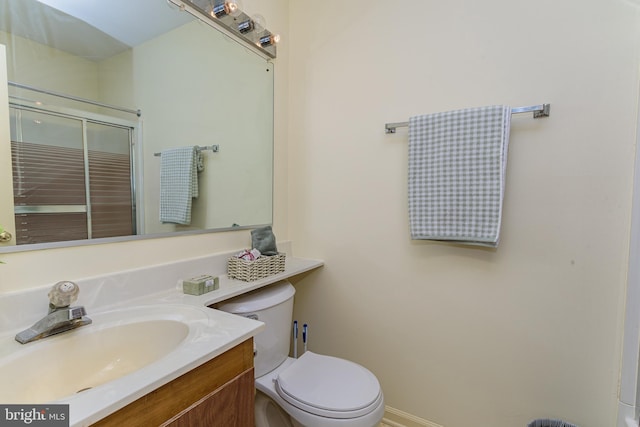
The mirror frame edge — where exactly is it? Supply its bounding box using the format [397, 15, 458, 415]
[0, 223, 273, 254]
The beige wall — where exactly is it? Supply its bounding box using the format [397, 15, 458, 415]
[0, 30, 100, 105]
[288, 1, 640, 426]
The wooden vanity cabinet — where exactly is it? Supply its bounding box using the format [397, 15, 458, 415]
[92, 339, 254, 427]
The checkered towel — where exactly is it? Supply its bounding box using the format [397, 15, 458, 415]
[408, 105, 511, 247]
[160, 146, 203, 225]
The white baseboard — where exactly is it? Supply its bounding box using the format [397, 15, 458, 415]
[380, 406, 443, 427]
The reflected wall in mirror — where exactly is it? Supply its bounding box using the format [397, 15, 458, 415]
[0, 0, 274, 252]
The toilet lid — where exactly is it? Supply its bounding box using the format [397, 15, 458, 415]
[275, 352, 381, 419]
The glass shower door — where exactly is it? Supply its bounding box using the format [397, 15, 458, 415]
[10, 106, 135, 245]
[11, 108, 88, 244]
[86, 121, 135, 239]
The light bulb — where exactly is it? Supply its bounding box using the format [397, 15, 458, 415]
[252, 14, 266, 32]
[229, 0, 243, 17]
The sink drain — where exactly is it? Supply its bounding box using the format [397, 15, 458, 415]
[76, 387, 93, 393]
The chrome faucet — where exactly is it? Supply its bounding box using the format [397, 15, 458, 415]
[15, 281, 92, 344]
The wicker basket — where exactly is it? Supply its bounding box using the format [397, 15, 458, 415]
[227, 253, 286, 282]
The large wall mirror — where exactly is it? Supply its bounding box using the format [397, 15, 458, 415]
[0, 0, 274, 253]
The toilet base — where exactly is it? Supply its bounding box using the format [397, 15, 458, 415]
[255, 389, 381, 427]
[255, 390, 294, 427]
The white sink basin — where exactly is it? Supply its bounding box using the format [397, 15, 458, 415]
[0, 304, 205, 403]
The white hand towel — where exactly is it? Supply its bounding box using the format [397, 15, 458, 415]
[408, 105, 511, 247]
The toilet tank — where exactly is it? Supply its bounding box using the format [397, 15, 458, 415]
[217, 281, 295, 377]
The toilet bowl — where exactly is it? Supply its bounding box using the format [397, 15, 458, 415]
[256, 353, 385, 427]
[217, 280, 384, 427]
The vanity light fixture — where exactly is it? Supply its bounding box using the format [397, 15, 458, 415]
[169, 0, 278, 59]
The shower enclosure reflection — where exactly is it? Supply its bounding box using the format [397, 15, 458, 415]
[0, 0, 274, 250]
[10, 106, 136, 245]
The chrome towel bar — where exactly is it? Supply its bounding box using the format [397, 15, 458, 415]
[154, 145, 219, 157]
[384, 103, 550, 134]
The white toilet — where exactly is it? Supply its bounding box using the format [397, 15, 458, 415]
[217, 280, 385, 427]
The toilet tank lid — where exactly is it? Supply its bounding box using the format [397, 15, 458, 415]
[217, 280, 295, 314]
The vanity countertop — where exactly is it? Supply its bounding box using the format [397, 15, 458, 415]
[164, 255, 324, 307]
[0, 249, 323, 426]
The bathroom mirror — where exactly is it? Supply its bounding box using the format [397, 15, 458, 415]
[0, 0, 274, 252]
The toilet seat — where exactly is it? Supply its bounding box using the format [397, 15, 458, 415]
[275, 352, 382, 419]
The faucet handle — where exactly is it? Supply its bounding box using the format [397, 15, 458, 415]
[48, 281, 80, 308]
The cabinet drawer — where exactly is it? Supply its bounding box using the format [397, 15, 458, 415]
[92, 339, 254, 427]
